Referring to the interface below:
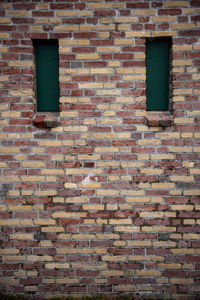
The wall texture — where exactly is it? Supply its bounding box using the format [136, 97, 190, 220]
[0, 0, 200, 298]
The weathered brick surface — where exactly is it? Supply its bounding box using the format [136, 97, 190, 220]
[0, 0, 200, 298]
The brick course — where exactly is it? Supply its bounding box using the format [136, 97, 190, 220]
[0, 0, 200, 298]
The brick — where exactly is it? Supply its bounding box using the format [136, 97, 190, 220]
[10, 234, 33, 240]
[45, 263, 69, 269]
[138, 270, 161, 277]
[170, 175, 194, 182]
[102, 255, 126, 262]
[0, 1, 200, 297]
[101, 270, 123, 276]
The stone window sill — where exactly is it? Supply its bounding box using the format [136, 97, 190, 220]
[146, 111, 173, 127]
[33, 112, 60, 128]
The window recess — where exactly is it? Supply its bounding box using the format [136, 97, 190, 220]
[33, 39, 59, 112]
[146, 38, 171, 111]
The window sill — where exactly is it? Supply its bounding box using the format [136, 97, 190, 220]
[146, 111, 173, 127]
[33, 112, 60, 128]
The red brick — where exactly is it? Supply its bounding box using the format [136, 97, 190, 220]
[50, 4, 73, 9]
[158, 9, 182, 15]
[63, 18, 85, 24]
[74, 32, 97, 39]
[72, 47, 95, 53]
[126, 2, 149, 8]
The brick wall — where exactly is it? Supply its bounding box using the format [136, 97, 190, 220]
[0, 0, 200, 298]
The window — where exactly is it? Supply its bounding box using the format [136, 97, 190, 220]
[146, 38, 171, 111]
[34, 40, 59, 112]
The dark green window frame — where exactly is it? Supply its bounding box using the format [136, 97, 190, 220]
[33, 39, 59, 112]
[146, 38, 171, 111]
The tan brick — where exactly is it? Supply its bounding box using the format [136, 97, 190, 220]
[126, 31, 150, 38]
[152, 31, 176, 37]
[190, 169, 200, 175]
[3, 256, 25, 262]
[152, 16, 176, 22]
[94, 25, 115, 31]
[0, 147, 19, 153]
[101, 270, 123, 277]
[45, 263, 69, 269]
[166, 1, 188, 6]
[115, 39, 132, 45]
[87, 2, 110, 9]
[172, 249, 194, 255]
[171, 278, 194, 284]
[53, 212, 86, 218]
[0, 33, 9, 38]
[171, 205, 193, 211]
[138, 270, 161, 277]
[97, 89, 121, 96]
[77, 53, 99, 60]
[173, 60, 192, 67]
[0, 75, 8, 82]
[121, 190, 144, 196]
[27, 255, 53, 262]
[151, 154, 175, 160]
[36, 18, 48, 24]
[64, 197, 89, 204]
[9, 205, 32, 211]
[102, 255, 126, 262]
[183, 233, 200, 240]
[116, 68, 135, 74]
[114, 241, 126, 247]
[109, 219, 132, 226]
[183, 219, 195, 225]
[115, 226, 139, 232]
[154, 226, 176, 233]
[114, 285, 135, 292]
[0, 248, 19, 255]
[78, 83, 103, 89]
[82, 205, 104, 211]
[72, 234, 95, 240]
[8, 10, 30, 16]
[40, 241, 52, 247]
[34, 219, 56, 226]
[64, 183, 77, 189]
[172, 23, 195, 30]
[140, 212, 164, 218]
[22, 162, 45, 168]
[170, 175, 194, 182]
[184, 190, 200, 196]
[64, 126, 87, 132]
[9, 61, 33, 68]
[133, 9, 155, 15]
[153, 241, 176, 248]
[58, 248, 93, 254]
[114, 17, 137, 23]
[56, 278, 79, 284]
[8, 190, 20, 197]
[152, 183, 175, 189]
[0, 278, 19, 285]
[116, 97, 133, 103]
[141, 168, 162, 175]
[97, 189, 119, 196]
[21, 176, 45, 182]
[158, 264, 181, 269]
[55, 25, 79, 31]
[128, 240, 151, 247]
[129, 256, 151, 261]
[10, 234, 33, 240]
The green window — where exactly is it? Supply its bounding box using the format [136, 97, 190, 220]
[146, 38, 171, 111]
[34, 40, 59, 112]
